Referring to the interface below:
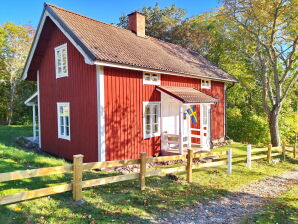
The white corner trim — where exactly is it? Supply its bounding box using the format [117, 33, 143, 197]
[22, 10, 94, 80]
[37, 71, 42, 148]
[96, 66, 106, 162]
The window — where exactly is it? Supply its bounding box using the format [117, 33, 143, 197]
[55, 43, 68, 78]
[143, 72, 160, 85]
[201, 79, 211, 89]
[143, 102, 160, 139]
[57, 102, 70, 140]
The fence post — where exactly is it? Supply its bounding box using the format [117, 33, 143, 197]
[140, 152, 147, 190]
[227, 148, 232, 174]
[186, 149, 193, 183]
[267, 144, 272, 163]
[293, 143, 296, 159]
[73, 154, 84, 201]
[282, 141, 286, 161]
[247, 144, 251, 168]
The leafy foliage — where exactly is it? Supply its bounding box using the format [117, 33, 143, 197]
[0, 23, 35, 124]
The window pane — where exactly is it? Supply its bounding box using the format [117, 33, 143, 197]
[64, 107, 69, 116]
[62, 48, 67, 73]
[145, 105, 150, 114]
[153, 124, 158, 133]
[146, 124, 151, 134]
[153, 105, 158, 114]
[151, 74, 158, 81]
[66, 126, 69, 136]
[59, 106, 63, 115]
[65, 116, 69, 126]
[144, 73, 150, 81]
[145, 115, 151, 125]
[60, 125, 64, 135]
[60, 116, 64, 126]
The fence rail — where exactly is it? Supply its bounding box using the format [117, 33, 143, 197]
[0, 142, 296, 205]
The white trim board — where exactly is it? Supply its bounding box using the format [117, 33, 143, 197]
[96, 66, 106, 162]
[24, 92, 38, 106]
[94, 61, 236, 83]
[37, 71, 42, 148]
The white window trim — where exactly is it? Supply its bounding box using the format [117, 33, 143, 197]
[57, 102, 71, 141]
[143, 102, 161, 139]
[55, 43, 68, 78]
[143, 72, 161, 85]
[201, 79, 211, 89]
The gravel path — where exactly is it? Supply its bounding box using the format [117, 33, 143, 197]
[154, 167, 298, 224]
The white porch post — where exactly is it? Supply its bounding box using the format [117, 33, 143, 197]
[187, 105, 191, 149]
[32, 104, 36, 141]
[179, 105, 184, 154]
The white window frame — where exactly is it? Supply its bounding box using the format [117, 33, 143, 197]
[55, 43, 68, 78]
[143, 102, 161, 139]
[201, 79, 211, 89]
[57, 102, 71, 140]
[143, 72, 161, 85]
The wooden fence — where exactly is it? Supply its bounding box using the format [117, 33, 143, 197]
[0, 143, 296, 205]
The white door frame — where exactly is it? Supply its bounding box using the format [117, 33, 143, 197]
[200, 104, 211, 150]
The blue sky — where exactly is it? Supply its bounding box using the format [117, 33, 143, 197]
[0, 0, 220, 27]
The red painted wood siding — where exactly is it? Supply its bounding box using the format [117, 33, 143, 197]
[38, 22, 98, 162]
[104, 68, 225, 161]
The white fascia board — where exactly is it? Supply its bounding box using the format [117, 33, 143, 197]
[24, 92, 38, 106]
[22, 10, 94, 80]
[94, 60, 235, 83]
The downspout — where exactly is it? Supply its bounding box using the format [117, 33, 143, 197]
[225, 83, 235, 140]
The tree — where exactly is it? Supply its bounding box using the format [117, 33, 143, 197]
[221, 0, 298, 146]
[117, 3, 186, 42]
[0, 23, 35, 124]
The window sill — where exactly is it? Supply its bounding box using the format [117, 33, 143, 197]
[58, 136, 71, 141]
[56, 74, 68, 79]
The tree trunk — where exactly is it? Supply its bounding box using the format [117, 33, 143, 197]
[268, 110, 280, 147]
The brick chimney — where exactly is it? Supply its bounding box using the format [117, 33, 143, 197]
[128, 11, 145, 37]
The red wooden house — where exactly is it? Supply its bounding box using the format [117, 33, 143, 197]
[23, 3, 237, 162]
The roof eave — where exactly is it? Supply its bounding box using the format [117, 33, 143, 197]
[95, 60, 238, 83]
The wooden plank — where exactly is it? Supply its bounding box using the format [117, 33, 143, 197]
[251, 148, 268, 153]
[147, 155, 187, 163]
[140, 152, 147, 190]
[146, 166, 186, 177]
[227, 149, 232, 174]
[82, 173, 139, 189]
[186, 149, 193, 183]
[267, 144, 272, 163]
[73, 154, 83, 201]
[193, 160, 226, 169]
[0, 183, 72, 205]
[271, 152, 281, 157]
[251, 154, 267, 160]
[285, 149, 293, 153]
[247, 144, 252, 168]
[0, 165, 73, 183]
[193, 151, 226, 159]
[83, 159, 140, 170]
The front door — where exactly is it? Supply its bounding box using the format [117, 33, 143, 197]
[200, 104, 210, 150]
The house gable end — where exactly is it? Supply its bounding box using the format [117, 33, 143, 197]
[22, 4, 96, 81]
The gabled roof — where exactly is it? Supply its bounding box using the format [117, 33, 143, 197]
[23, 3, 238, 83]
[156, 86, 218, 104]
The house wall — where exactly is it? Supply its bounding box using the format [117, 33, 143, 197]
[38, 23, 98, 162]
[104, 67, 225, 161]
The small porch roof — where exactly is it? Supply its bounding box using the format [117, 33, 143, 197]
[156, 86, 218, 104]
[24, 92, 38, 106]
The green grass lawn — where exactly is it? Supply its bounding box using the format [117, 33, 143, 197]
[242, 186, 298, 224]
[0, 125, 297, 224]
